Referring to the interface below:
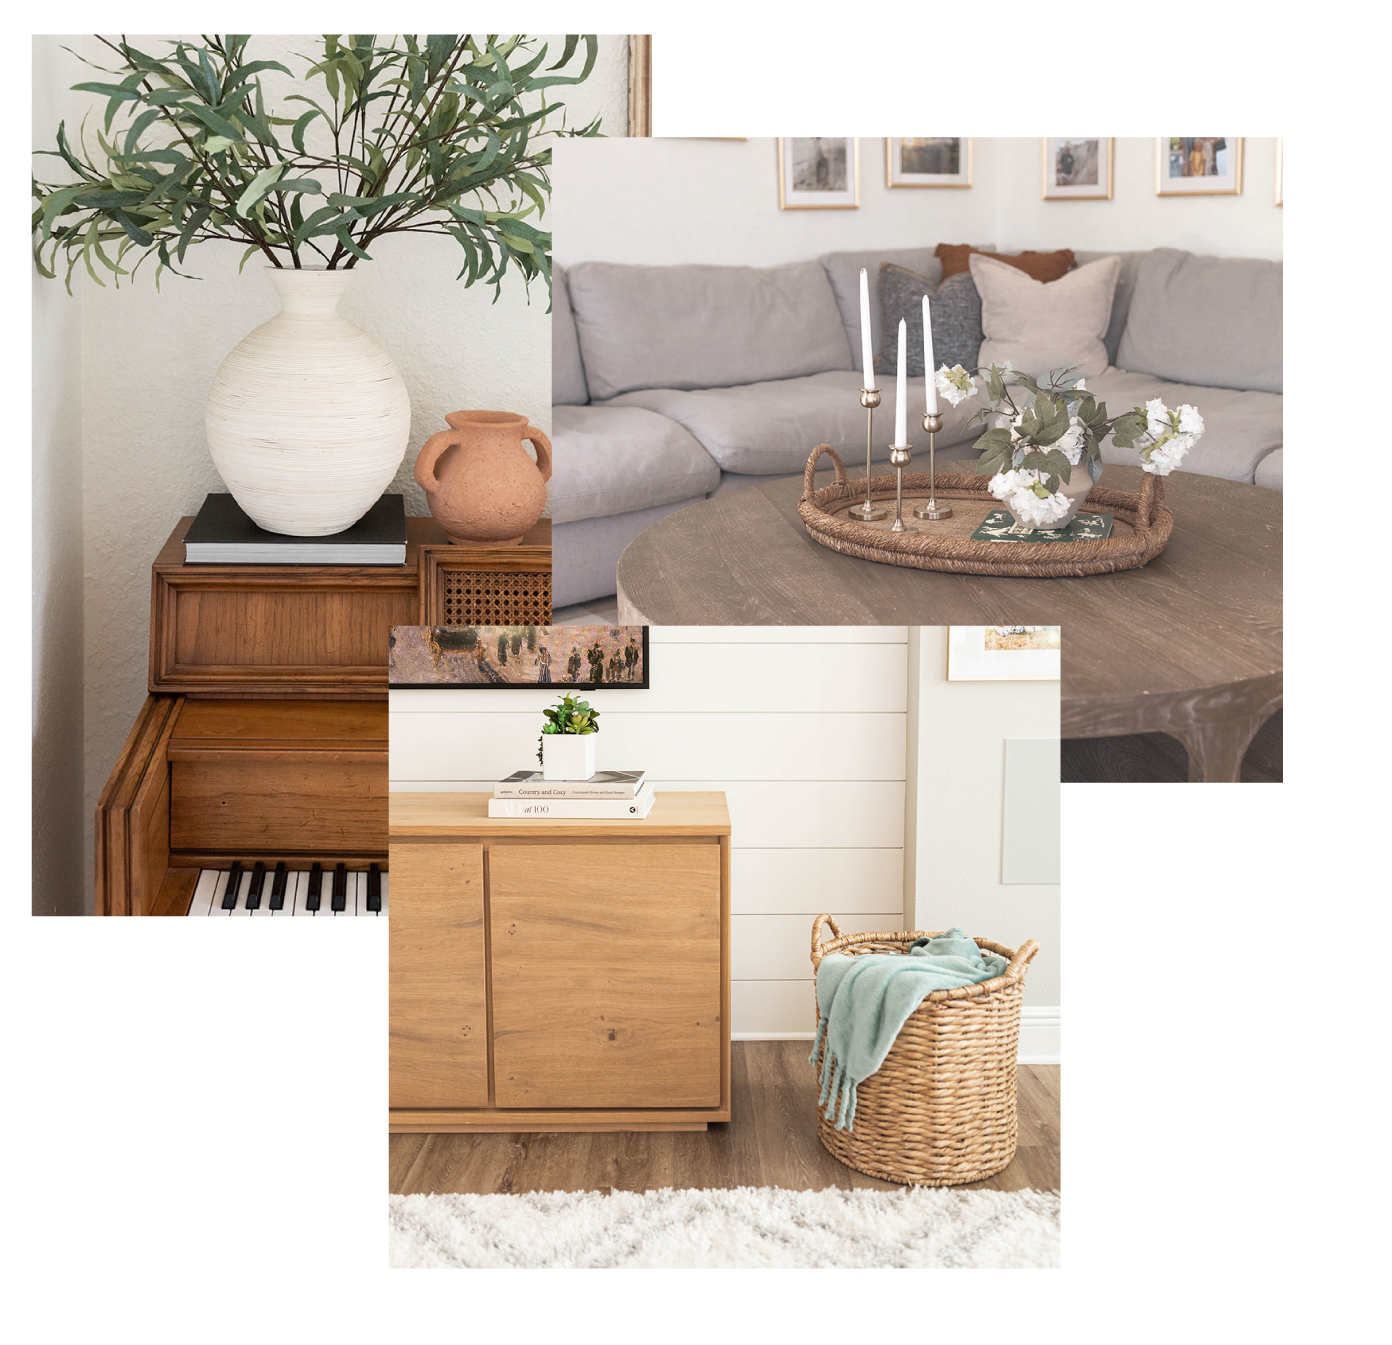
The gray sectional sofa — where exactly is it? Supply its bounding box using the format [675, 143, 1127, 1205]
[552, 245, 1282, 607]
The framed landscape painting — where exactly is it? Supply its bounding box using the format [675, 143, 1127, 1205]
[1157, 137, 1243, 195]
[886, 137, 971, 188]
[777, 137, 858, 209]
[1042, 138, 1113, 200]
[389, 625, 650, 689]
[947, 626, 1061, 681]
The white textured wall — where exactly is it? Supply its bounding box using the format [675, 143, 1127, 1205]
[389, 626, 910, 1037]
[555, 136, 1282, 267]
[29, 34, 628, 904]
[32, 37, 87, 915]
[904, 627, 1062, 1009]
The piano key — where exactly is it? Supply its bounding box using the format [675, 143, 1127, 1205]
[305, 862, 323, 912]
[187, 869, 219, 917]
[245, 860, 267, 911]
[220, 860, 243, 911]
[286, 869, 305, 915]
[366, 863, 382, 914]
[269, 861, 288, 911]
[331, 862, 347, 913]
[378, 871, 388, 916]
[227, 865, 254, 916]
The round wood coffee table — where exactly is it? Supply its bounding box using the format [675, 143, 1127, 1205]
[616, 461, 1282, 782]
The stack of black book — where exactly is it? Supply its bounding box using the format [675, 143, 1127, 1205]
[183, 493, 407, 564]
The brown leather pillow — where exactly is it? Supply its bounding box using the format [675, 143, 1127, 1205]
[935, 243, 1076, 283]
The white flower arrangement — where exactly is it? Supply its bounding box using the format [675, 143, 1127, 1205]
[934, 364, 977, 407]
[940, 362, 1208, 495]
[988, 467, 1072, 529]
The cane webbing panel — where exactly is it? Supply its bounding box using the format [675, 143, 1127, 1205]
[442, 571, 552, 626]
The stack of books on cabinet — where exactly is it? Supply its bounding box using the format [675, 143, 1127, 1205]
[488, 770, 654, 819]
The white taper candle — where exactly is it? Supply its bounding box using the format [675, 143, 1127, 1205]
[923, 293, 939, 414]
[858, 268, 874, 389]
[895, 318, 907, 445]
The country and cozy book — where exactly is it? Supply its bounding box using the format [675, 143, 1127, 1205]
[494, 770, 647, 799]
[487, 782, 655, 820]
[183, 492, 407, 564]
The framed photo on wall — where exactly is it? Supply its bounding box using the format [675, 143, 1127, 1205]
[388, 625, 650, 689]
[885, 137, 971, 188]
[777, 137, 858, 209]
[947, 626, 1061, 681]
[1156, 137, 1243, 195]
[1041, 138, 1113, 200]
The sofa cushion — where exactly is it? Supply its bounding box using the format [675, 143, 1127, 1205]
[549, 404, 720, 524]
[876, 265, 982, 376]
[1073, 249, 1150, 367]
[1253, 448, 1283, 491]
[566, 260, 853, 401]
[552, 266, 589, 407]
[1115, 248, 1283, 393]
[1084, 369, 1283, 484]
[973, 253, 1120, 381]
[938, 243, 1076, 282]
[604, 368, 982, 476]
[818, 245, 995, 380]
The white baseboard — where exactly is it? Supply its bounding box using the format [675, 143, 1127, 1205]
[733, 1007, 1061, 1064]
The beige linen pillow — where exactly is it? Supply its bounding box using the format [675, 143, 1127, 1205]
[970, 253, 1121, 380]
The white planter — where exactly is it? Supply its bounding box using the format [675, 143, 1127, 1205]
[542, 735, 597, 781]
[205, 266, 411, 536]
[1005, 464, 1097, 534]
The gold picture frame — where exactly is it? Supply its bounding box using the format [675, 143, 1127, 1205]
[1041, 138, 1114, 200]
[885, 137, 972, 188]
[776, 137, 859, 209]
[1156, 138, 1243, 196]
[627, 36, 651, 137]
[1275, 138, 1282, 206]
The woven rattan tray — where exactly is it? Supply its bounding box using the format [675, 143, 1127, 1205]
[799, 445, 1173, 577]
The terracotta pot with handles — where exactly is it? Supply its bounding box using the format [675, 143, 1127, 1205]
[413, 410, 552, 546]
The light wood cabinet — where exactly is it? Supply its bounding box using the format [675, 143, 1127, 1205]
[388, 792, 731, 1132]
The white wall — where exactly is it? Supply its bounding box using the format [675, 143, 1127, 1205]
[29, 35, 628, 907]
[904, 627, 1062, 1060]
[31, 38, 87, 916]
[389, 626, 910, 1037]
[554, 136, 1282, 267]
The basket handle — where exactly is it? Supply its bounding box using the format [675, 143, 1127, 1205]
[810, 913, 843, 969]
[1004, 939, 1040, 981]
[803, 445, 847, 502]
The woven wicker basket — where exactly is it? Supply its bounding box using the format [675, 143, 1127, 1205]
[810, 914, 1039, 1187]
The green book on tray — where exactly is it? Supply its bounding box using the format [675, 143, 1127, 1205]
[970, 509, 1114, 543]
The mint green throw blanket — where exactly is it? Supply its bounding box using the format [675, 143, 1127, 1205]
[809, 929, 1009, 1132]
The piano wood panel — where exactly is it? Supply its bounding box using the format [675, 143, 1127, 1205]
[170, 756, 388, 854]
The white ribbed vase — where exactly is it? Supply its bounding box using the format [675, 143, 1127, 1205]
[205, 266, 411, 536]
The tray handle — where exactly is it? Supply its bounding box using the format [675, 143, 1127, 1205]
[1136, 473, 1165, 530]
[810, 912, 843, 969]
[803, 445, 848, 502]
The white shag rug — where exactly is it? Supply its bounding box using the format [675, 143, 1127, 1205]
[389, 1185, 1060, 1269]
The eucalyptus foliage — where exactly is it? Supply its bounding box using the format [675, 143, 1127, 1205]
[32, 33, 599, 295]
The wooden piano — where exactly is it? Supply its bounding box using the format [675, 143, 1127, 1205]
[95, 514, 551, 916]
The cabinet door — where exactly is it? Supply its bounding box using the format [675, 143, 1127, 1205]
[490, 842, 721, 1109]
[389, 841, 488, 1109]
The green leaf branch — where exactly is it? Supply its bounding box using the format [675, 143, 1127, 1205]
[32, 33, 600, 295]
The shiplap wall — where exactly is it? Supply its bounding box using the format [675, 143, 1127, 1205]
[389, 626, 910, 1037]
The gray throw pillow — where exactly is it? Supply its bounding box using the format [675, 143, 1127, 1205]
[875, 264, 983, 377]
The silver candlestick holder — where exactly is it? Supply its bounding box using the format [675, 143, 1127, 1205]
[848, 387, 887, 522]
[888, 442, 917, 533]
[913, 411, 952, 520]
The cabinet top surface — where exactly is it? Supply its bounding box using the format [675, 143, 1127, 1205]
[390, 791, 730, 837]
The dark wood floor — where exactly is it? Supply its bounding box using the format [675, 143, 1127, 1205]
[1062, 708, 1282, 783]
[389, 1041, 1059, 1195]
